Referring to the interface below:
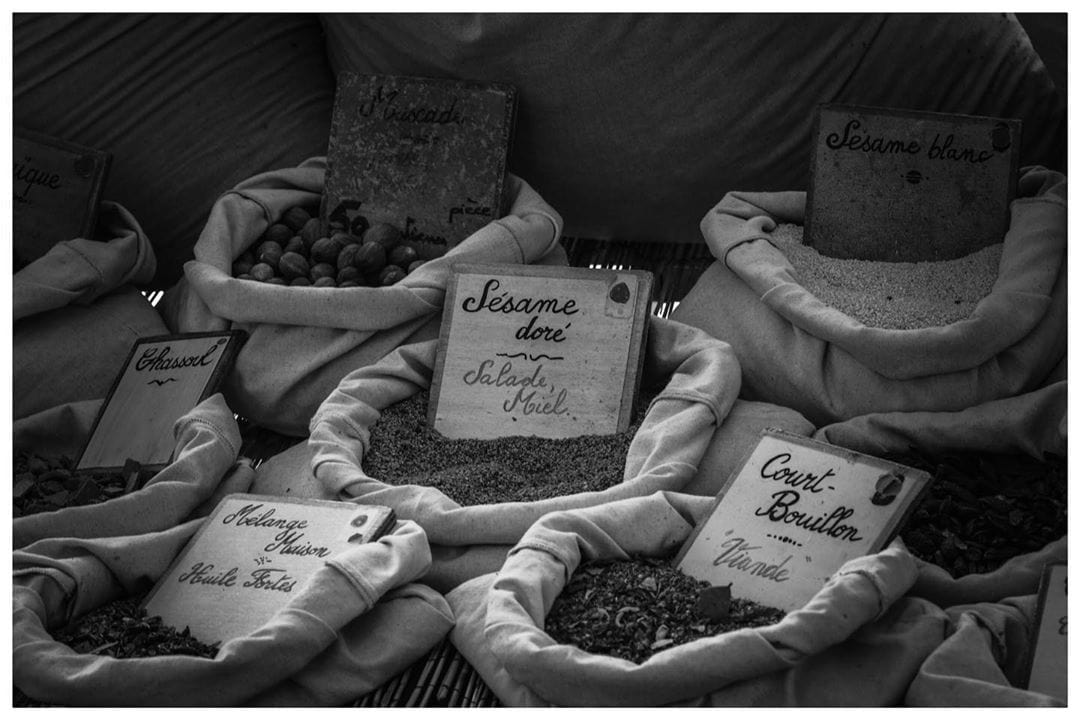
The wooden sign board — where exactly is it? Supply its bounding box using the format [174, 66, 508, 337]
[429, 263, 653, 440]
[75, 331, 245, 472]
[320, 73, 517, 259]
[1024, 563, 1067, 701]
[806, 104, 1021, 262]
[13, 129, 111, 269]
[143, 494, 396, 644]
[675, 429, 933, 612]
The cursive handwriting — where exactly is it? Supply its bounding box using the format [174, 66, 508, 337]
[13, 155, 62, 202]
[461, 278, 579, 316]
[462, 359, 548, 390]
[243, 568, 297, 593]
[135, 343, 221, 373]
[711, 536, 791, 582]
[826, 120, 920, 155]
[447, 198, 492, 225]
[221, 504, 309, 533]
[263, 529, 331, 558]
[755, 490, 864, 542]
[503, 386, 569, 416]
[760, 453, 834, 494]
[177, 562, 238, 587]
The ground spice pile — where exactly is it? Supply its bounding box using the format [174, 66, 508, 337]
[892, 449, 1067, 577]
[770, 223, 1001, 330]
[13, 453, 140, 517]
[544, 556, 786, 664]
[363, 390, 656, 506]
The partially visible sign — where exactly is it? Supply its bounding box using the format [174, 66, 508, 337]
[75, 331, 245, 472]
[13, 129, 111, 268]
[675, 429, 933, 612]
[429, 264, 653, 439]
[806, 104, 1021, 262]
[143, 494, 396, 644]
[1025, 563, 1067, 702]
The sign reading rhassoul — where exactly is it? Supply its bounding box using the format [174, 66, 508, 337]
[320, 73, 517, 259]
[13, 130, 111, 269]
[75, 332, 245, 472]
[1025, 563, 1067, 702]
[429, 264, 653, 439]
[143, 494, 396, 644]
[806, 104, 1021, 262]
[675, 429, 932, 612]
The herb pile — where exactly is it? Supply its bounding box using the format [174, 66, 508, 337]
[893, 450, 1067, 577]
[544, 556, 786, 664]
[363, 390, 656, 506]
[13, 453, 142, 518]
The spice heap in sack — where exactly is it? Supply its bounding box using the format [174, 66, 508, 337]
[771, 224, 1001, 330]
[362, 389, 657, 505]
[13, 453, 153, 518]
[545, 556, 785, 664]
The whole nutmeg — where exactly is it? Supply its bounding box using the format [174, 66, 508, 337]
[363, 222, 402, 250]
[379, 265, 407, 286]
[281, 206, 312, 232]
[310, 236, 345, 265]
[283, 236, 306, 256]
[299, 217, 322, 248]
[264, 223, 293, 245]
[337, 243, 362, 271]
[313, 276, 337, 288]
[290, 276, 312, 287]
[250, 262, 276, 282]
[256, 241, 284, 269]
[407, 259, 425, 274]
[266, 276, 288, 286]
[353, 241, 387, 274]
[236, 273, 253, 281]
[388, 244, 419, 268]
[279, 252, 311, 280]
[338, 280, 361, 288]
[327, 218, 348, 235]
[310, 262, 337, 281]
[232, 256, 254, 276]
[331, 231, 359, 246]
[337, 266, 362, 285]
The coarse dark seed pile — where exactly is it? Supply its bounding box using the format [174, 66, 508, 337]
[544, 556, 786, 664]
[770, 223, 1002, 330]
[890, 449, 1067, 577]
[13, 596, 219, 707]
[363, 390, 656, 506]
[13, 453, 140, 517]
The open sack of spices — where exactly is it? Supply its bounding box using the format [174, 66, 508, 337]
[160, 157, 564, 437]
[12, 393, 453, 707]
[671, 166, 1067, 458]
[14, 201, 168, 422]
[444, 491, 958, 707]
[307, 315, 742, 551]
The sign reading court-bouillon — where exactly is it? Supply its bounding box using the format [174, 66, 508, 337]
[429, 264, 653, 440]
[806, 104, 1021, 262]
[320, 73, 517, 259]
[675, 429, 933, 612]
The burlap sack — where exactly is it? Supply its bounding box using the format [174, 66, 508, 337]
[14, 201, 166, 420]
[307, 315, 741, 548]
[160, 158, 564, 436]
[445, 492, 948, 707]
[671, 167, 1067, 453]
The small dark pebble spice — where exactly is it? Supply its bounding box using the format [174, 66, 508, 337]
[13, 453, 144, 518]
[363, 389, 657, 506]
[13, 596, 219, 707]
[889, 449, 1067, 577]
[544, 556, 786, 664]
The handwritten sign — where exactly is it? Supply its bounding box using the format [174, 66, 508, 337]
[143, 494, 396, 644]
[13, 129, 111, 269]
[429, 264, 653, 439]
[75, 331, 245, 472]
[806, 104, 1021, 262]
[321, 73, 517, 259]
[675, 429, 932, 612]
[1025, 563, 1067, 701]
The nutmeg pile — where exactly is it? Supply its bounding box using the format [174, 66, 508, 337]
[232, 205, 424, 288]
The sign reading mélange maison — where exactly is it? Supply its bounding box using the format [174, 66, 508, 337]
[676, 429, 933, 612]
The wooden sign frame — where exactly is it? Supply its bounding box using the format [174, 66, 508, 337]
[428, 263, 653, 439]
[142, 493, 396, 645]
[1022, 562, 1067, 701]
[74, 330, 246, 473]
[674, 428, 935, 612]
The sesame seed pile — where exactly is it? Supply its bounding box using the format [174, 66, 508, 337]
[769, 224, 1002, 330]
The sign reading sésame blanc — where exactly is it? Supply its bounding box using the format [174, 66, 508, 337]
[676, 429, 932, 612]
[429, 264, 653, 439]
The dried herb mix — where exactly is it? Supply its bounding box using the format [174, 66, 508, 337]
[544, 556, 786, 664]
[363, 390, 656, 506]
[13, 453, 141, 518]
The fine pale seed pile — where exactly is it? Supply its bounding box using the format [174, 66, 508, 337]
[545, 556, 786, 664]
[363, 390, 656, 506]
[770, 223, 1002, 330]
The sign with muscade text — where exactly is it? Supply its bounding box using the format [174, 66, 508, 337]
[675, 429, 933, 612]
[143, 494, 396, 644]
[75, 331, 245, 472]
[429, 264, 653, 439]
[806, 104, 1021, 262]
[1024, 563, 1067, 702]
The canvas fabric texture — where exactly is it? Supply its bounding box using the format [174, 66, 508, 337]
[307, 315, 741, 548]
[444, 492, 952, 707]
[671, 168, 1067, 454]
[160, 158, 565, 437]
[12, 394, 452, 706]
[13, 201, 166, 420]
